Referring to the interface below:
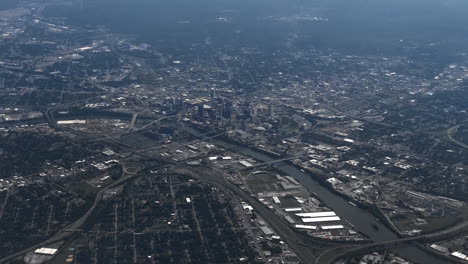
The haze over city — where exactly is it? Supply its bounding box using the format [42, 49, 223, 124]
[0, 0, 468, 264]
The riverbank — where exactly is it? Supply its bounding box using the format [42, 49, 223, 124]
[176, 122, 454, 264]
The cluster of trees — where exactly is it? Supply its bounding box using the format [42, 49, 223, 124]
[0, 131, 95, 178]
[302, 131, 351, 147]
[454, 124, 468, 146]
[77, 175, 261, 263]
[0, 184, 88, 258]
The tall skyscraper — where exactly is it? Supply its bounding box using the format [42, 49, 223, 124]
[268, 103, 274, 118]
[197, 104, 204, 117]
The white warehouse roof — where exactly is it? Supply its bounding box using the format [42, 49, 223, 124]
[284, 208, 302, 212]
[272, 196, 280, 204]
[302, 216, 341, 223]
[321, 225, 344, 230]
[295, 211, 336, 218]
[239, 160, 253, 167]
[35, 248, 58, 255]
[295, 225, 317, 230]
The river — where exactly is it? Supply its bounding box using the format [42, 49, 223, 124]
[0, 114, 450, 263]
[179, 124, 451, 264]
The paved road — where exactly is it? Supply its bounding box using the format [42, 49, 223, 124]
[4, 109, 467, 263]
[174, 166, 362, 264]
[0, 165, 140, 264]
[239, 155, 305, 170]
[447, 125, 468, 149]
[128, 112, 139, 132]
[317, 219, 468, 263]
